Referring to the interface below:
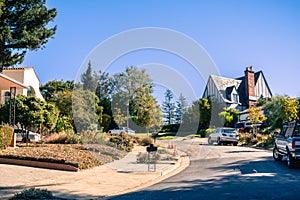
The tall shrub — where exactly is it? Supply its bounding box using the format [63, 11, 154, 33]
[0, 126, 14, 149]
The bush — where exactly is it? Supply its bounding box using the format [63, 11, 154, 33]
[109, 133, 133, 152]
[0, 125, 14, 149]
[44, 131, 82, 144]
[10, 188, 58, 199]
[141, 136, 154, 146]
[238, 132, 275, 147]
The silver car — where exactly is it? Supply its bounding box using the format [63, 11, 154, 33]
[208, 128, 239, 146]
[14, 129, 41, 143]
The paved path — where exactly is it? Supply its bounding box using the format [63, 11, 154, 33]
[0, 144, 188, 199]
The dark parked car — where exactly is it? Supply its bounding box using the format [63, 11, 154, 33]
[273, 121, 300, 168]
[234, 121, 263, 133]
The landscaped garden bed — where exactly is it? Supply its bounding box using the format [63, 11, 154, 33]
[0, 143, 127, 170]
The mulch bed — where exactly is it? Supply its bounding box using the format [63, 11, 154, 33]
[0, 144, 127, 170]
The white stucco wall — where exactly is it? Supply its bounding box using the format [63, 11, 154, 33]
[1, 67, 44, 102]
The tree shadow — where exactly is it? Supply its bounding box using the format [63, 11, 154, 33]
[107, 157, 300, 200]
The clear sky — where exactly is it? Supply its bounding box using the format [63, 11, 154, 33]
[22, 0, 300, 101]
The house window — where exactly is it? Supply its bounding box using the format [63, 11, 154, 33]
[4, 92, 10, 102]
[232, 94, 239, 103]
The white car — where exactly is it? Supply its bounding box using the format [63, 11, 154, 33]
[108, 127, 135, 136]
[208, 127, 239, 146]
[14, 129, 41, 143]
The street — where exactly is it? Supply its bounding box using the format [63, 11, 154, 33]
[109, 139, 300, 200]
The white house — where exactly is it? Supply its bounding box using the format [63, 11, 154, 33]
[0, 67, 44, 104]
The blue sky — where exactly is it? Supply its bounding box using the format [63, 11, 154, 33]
[22, 0, 300, 101]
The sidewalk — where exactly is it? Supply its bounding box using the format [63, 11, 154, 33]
[0, 145, 190, 199]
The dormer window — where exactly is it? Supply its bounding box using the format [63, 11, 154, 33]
[232, 93, 239, 103]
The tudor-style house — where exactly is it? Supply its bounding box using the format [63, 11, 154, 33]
[202, 66, 272, 112]
[0, 67, 44, 105]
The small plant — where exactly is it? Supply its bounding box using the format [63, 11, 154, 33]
[109, 133, 133, 152]
[44, 131, 82, 144]
[11, 188, 58, 199]
[141, 136, 154, 146]
[136, 152, 148, 163]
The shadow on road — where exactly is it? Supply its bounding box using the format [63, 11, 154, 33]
[108, 156, 300, 200]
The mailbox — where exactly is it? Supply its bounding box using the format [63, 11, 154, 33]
[146, 144, 157, 172]
[146, 144, 157, 152]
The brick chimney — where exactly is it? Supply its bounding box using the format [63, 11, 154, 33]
[245, 66, 256, 107]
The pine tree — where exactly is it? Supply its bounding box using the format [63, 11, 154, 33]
[0, 0, 57, 71]
[175, 93, 187, 124]
[81, 61, 97, 91]
[161, 89, 176, 125]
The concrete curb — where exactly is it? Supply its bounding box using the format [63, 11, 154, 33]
[0, 158, 78, 172]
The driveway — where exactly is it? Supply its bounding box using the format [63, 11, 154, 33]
[109, 139, 300, 200]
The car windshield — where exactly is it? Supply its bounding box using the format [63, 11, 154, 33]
[224, 129, 236, 133]
[294, 124, 300, 136]
[234, 123, 243, 128]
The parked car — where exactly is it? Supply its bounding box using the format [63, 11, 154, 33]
[208, 127, 239, 146]
[273, 121, 300, 168]
[14, 129, 41, 143]
[234, 121, 263, 133]
[108, 127, 135, 136]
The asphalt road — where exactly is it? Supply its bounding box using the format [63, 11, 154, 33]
[109, 139, 300, 200]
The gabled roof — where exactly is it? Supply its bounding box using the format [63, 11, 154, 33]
[0, 73, 28, 90]
[210, 75, 242, 104]
[236, 71, 272, 105]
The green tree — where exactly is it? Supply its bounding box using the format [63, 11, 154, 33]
[72, 88, 102, 132]
[40, 80, 75, 132]
[40, 80, 74, 101]
[95, 70, 113, 100]
[175, 94, 187, 124]
[248, 105, 267, 134]
[113, 66, 153, 127]
[132, 86, 162, 131]
[0, 95, 59, 134]
[81, 61, 97, 91]
[198, 98, 211, 130]
[181, 101, 200, 132]
[161, 89, 176, 125]
[0, 0, 57, 71]
[219, 108, 239, 128]
[264, 96, 299, 129]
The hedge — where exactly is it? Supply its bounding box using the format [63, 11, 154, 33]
[0, 125, 14, 149]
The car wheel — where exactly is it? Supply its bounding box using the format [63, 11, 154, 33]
[217, 137, 222, 145]
[208, 137, 213, 145]
[287, 152, 296, 169]
[273, 147, 283, 161]
[233, 142, 238, 146]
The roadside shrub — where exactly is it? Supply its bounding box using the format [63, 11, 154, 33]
[205, 128, 216, 137]
[141, 136, 154, 146]
[11, 188, 57, 199]
[44, 131, 82, 144]
[199, 130, 206, 138]
[0, 125, 14, 149]
[65, 131, 82, 144]
[238, 132, 275, 147]
[81, 130, 97, 144]
[109, 133, 133, 152]
[136, 152, 161, 163]
[133, 135, 143, 145]
[44, 132, 67, 144]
